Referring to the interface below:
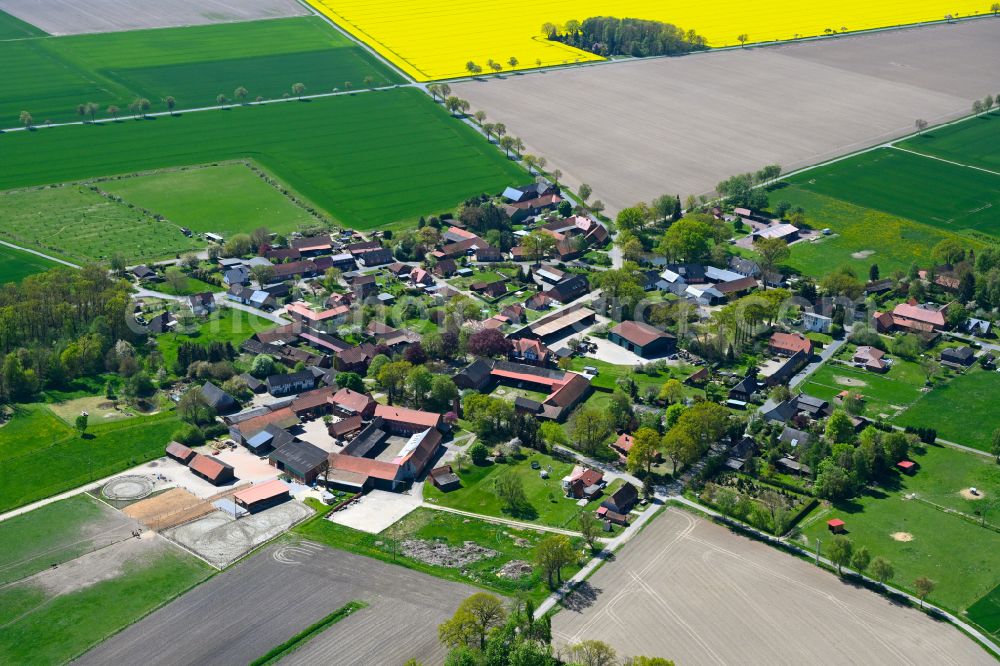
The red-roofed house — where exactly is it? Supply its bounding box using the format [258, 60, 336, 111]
[188, 454, 235, 486]
[286, 301, 350, 327]
[374, 404, 443, 434]
[510, 338, 551, 366]
[883, 302, 947, 333]
[330, 387, 376, 418]
[608, 321, 677, 358]
[233, 479, 290, 511]
[853, 346, 888, 373]
[562, 465, 605, 499]
[769, 332, 813, 357]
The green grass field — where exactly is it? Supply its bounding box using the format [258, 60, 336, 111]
[0, 243, 59, 283]
[799, 355, 928, 420]
[0, 404, 181, 512]
[154, 307, 274, 370]
[423, 452, 607, 529]
[1, 89, 525, 230]
[0, 17, 400, 126]
[0, 185, 202, 264]
[0, 547, 210, 664]
[786, 148, 1000, 237]
[101, 164, 316, 237]
[797, 443, 1000, 615]
[776, 188, 985, 277]
[296, 506, 585, 603]
[0, 9, 44, 40]
[898, 367, 1000, 452]
[897, 112, 1000, 173]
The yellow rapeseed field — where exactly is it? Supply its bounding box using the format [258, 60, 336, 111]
[305, 0, 993, 81]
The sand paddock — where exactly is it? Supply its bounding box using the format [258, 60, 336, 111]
[892, 531, 915, 542]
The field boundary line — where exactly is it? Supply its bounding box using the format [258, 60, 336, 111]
[888, 145, 1000, 178]
[419, 503, 582, 537]
[0, 239, 79, 268]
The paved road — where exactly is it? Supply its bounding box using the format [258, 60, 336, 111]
[789, 327, 851, 389]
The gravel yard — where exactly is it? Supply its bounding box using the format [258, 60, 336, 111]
[552, 507, 992, 664]
[0, 0, 308, 35]
[454, 20, 1000, 215]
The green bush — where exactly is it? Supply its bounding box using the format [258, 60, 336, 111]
[469, 442, 489, 465]
[173, 423, 205, 446]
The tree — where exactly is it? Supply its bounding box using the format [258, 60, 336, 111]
[292, 82, 306, 99]
[522, 230, 556, 265]
[430, 375, 459, 410]
[919, 357, 940, 384]
[754, 237, 790, 288]
[627, 427, 662, 475]
[494, 473, 528, 514]
[249, 264, 276, 288]
[657, 216, 713, 263]
[78, 102, 99, 123]
[473, 110, 486, 125]
[335, 372, 364, 392]
[626, 658, 676, 666]
[534, 535, 575, 588]
[914, 576, 935, 608]
[75, 413, 89, 436]
[825, 410, 855, 444]
[578, 183, 592, 202]
[827, 535, 853, 575]
[578, 511, 601, 551]
[737, 33, 749, 47]
[568, 405, 612, 454]
[870, 557, 894, 586]
[107, 105, 120, 121]
[993, 2, 1000, 15]
[406, 365, 433, 408]
[465, 61, 481, 76]
[250, 354, 274, 378]
[377, 360, 413, 405]
[216, 94, 229, 109]
[852, 546, 871, 575]
[468, 442, 489, 465]
[19, 110, 33, 128]
[568, 639, 617, 666]
[363, 76, 375, 89]
[467, 328, 512, 358]
[177, 386, 216, 425]
[662, 425, 699, 473]
[657, 379, 684, 405]
[973, 100, 985, 117]
[508, 56, 519, 69]
[439, 593, 507, 650]
[164, 266, 188, 294]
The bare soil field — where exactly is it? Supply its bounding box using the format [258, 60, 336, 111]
[76, 539, 482, 666]
[552, 507, 992, 664]
[454, 20, 1000, 214]
[0, 0, 308, 35]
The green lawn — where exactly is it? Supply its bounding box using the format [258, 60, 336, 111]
[100, 163, 316, 237]
[0, 547, 211, 665]
[154, 275, 224, 297]
[799, 355, 928, 420]
[0, 495, 108, 585]
[0, 17, 399, 126]
[567, 357, 699, 398]
[776, 188, 988, 278]
[0, 404, 181, 512]
[897, 111, 1000, 174]
[0, 243, 59, 283]
[796, 443, 1000, 616]
[297, 507, 584, 603]
[1, 88, 526, 230]
[0, 10, 45, 40]
[0, 185, 202, 264]
[154, 307, 273, 370]
[423, 453, 605, 529]
[898, 367, 1000, 452]
[784, 147, 1000, 237]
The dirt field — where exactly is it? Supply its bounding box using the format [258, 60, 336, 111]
[454, 20, 1000, 214]
[164, 501, 313, 568]
[552, 507, 992, 664]
[0, 0, 308, 35]
[76, 540, 482, 666]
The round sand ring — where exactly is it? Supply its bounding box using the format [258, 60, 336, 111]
[102, 475, 154, 500]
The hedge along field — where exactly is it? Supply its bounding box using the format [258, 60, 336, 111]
[0, 89, 527, 229]
[99, 164, 317, 237]
[305, 0, 989, 80]
[0, 8, 44, 39]
[0, 243, 59, 284]
[0, 16, 400, 126]
[784, 147, 1000, 238]
[0, 185, 202, 265]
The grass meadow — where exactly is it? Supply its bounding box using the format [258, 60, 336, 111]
[799, 355, 928, 421]
[897, 111, 1000, 173]
[0, 9, 45, 39]
[0, 185, 202, 264]
[0, 404, 181, 512]
[0, 17, 400, 126]
[101, 164, 316, 237]
[797, 443, 1000, 617]
[0, 243, 59, 283]
[0, 89, 525, 230]
[154, 307, 275, 371]
[304, 0, 989, 80]
[898, 368, 1000, 452]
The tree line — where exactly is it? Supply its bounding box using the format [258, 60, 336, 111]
[543, 17, 707, 58]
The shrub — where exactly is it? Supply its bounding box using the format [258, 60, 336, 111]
[469, 442, 489, 465]
[173, 423, 205, 446]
